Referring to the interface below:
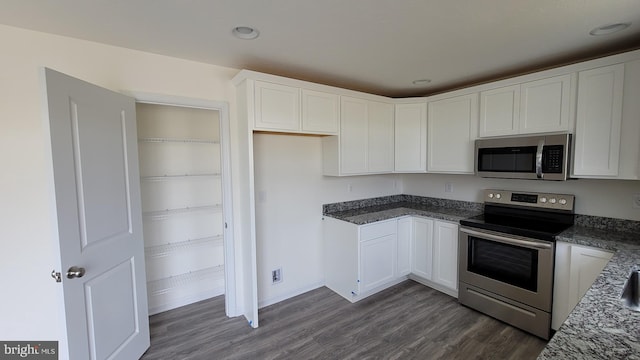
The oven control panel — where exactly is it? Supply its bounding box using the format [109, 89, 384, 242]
[484, 189, 574, 211]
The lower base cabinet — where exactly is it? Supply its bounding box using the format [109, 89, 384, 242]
[409, 217, 459, 297]
[324, 215, 459, 303]
[552, 241, 613, 330]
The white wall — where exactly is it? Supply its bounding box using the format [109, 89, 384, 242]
[402, 173, 640, 221]
[252, 133, 401, 307]
[0, 24, 243, 350]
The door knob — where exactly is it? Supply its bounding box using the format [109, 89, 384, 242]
[66, 266, 86, 279]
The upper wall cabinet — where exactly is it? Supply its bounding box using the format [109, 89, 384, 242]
[395, 102, 427, 172]
[323, 96, 394, 175]
[253, 80, 339, 135]
[427, 94, 478, 173]
[479, 74, 574, 137]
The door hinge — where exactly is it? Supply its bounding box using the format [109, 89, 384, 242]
[51, 270, 62, 283]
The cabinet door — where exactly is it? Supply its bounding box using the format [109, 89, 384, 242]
[359, 234, 397, 293]
[573, 64, 625, 177]
[432, 221, 459, 291]
[340, 96, 369, 174]
[411, 217, 434, 280]
[254, 81, 300, 131]
[302, 89, 339, 134]
[479, 84, 520, 137]
[568, 245, 613, 310]
[395, 103, 427, 172]
[397, 217, 412, 277]
[427, 94, 478, 173]
[368, 101, 395, 173]
[519, 75, 573, 134]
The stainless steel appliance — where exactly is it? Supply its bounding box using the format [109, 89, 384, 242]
[458, 189, 575, 339]
[475, 133, 571, 180]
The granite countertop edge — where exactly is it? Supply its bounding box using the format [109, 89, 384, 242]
[538, 225, 640, 359]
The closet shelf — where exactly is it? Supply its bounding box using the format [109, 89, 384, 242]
[139, 137, 220, 144]
[147, 266, 225, 297]
[145, 235, 224, 258]
[143, 204, 223, 219]
[141, 173, 221, 181]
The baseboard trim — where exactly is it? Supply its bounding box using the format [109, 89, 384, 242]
[258, 282, 325, 309]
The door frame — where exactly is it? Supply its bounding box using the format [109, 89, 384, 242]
[128, 92, 237, 317]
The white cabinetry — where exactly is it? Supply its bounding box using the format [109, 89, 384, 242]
[397, 217, 412, 276]
[253, 80, 339, 134]
[572, 64, 625, 177]
[427, 94, 478, 173]
[552, 242, 613, 330]
[410, 217, 459, 297]
[395, 102, 427, 172]
[432, 221, 459, 291]
[324, 96, 394, 175]
[480, 74, 574, 137]
[254, 80, 300, 131]
[323, 217, 403, 302]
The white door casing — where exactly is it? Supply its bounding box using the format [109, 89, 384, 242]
[43, 68, 150, 359]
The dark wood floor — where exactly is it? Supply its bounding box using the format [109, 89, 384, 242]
[140, 281, 547, 359]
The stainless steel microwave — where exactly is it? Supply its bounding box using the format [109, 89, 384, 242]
[475, 133, 571, 180]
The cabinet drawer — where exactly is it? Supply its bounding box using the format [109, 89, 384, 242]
[360, 220, 396, 241]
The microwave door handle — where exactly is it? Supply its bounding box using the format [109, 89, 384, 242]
[536, 139, 544, 179]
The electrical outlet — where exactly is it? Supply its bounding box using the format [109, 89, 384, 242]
[445, 182, 453, 193]
[347, 184, 353, 192]
[633, 193, 640, 209]
[271, 268, 282, 284]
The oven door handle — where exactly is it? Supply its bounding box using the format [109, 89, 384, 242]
[460, 228, 552, 250]
[536, 138, 545, 179]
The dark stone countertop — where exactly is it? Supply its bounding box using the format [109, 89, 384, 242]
[538, 225, 640, 360]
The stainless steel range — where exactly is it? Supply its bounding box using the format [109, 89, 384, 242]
[458, 189, 575, 340]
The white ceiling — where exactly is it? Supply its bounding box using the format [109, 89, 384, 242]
[2, 0, 640, 97]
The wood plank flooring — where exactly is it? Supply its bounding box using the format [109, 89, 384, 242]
[140, 281, 547, 359]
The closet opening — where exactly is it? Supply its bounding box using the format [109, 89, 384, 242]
[135, 100, 235, 316]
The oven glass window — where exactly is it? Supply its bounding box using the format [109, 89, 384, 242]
[468, 236, 538, 291]
[478, 146, 536, 173]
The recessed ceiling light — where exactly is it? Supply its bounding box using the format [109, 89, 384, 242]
[412, 79, 432, 86]
[589, 22, 631, 36]
[232, 26, 260, 40]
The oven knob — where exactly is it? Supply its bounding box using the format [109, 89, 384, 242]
[540, 197, 547, 203]
[549, 198, 557, 204]
[488, 193, 494, 199]
[495, 193, 501, 199]
[559, 198, 567, 205]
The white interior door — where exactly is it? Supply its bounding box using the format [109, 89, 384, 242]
[44, 68, 150, 359]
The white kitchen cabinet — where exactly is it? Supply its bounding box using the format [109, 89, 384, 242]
[519, 75, 573, 134]
[432, 221, 459, 291]
[301, 89, 339, 134]
[480, 84, 520, 137]
[368, 100, 395, 173]
[324, 96, 394, 175]
[479, 74, 573, 137]
[323, 217, 403, 302]
[360, 234, 397, 293]
[552, 242, 613, 330]
[411, 217, 434, 280]
[249, 78, 340, 135]
[254, 80, 301, 131]
[572, 64, 625, 178]
[427, 94, 478, 173]
[411, 217, 459, 297]
[395, 102, 427, 172]
[397, 217, 412, 276]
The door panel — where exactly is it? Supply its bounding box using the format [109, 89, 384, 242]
[44, 68, 149, 360]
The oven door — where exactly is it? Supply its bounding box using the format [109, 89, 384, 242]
[458, 226, 554, 311]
